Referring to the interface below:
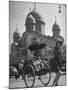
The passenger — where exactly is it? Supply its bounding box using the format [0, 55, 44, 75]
[27, 38, 38, 60]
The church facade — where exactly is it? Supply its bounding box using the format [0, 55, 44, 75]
[20, 7, 64, 60]
[10, 5, 65, 64]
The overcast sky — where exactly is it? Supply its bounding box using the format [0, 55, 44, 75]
[9, 1, 66, 46]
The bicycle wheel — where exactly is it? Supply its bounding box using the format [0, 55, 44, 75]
[39, 67, 51, 86]
[24, 64, 35, 88]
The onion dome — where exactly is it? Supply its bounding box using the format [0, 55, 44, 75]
[27, 10, 45, 24]
[25, 14, 36, 25]
[13, 27, 21, 43]
[52, 19, 60, 32]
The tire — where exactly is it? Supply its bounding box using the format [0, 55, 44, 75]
[39, 64, 51, 86]
[24, 64, 35, 88]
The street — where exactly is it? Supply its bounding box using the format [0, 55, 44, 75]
[9, 73, 66, 89]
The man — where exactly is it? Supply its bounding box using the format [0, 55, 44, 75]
[28, 38, 46, 59]
[51, 36, 64, 86]
[27, 38, 38, 60]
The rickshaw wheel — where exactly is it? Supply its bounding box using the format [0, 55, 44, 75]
[24, 64, 35, 88]
[39, 67, 51, 86]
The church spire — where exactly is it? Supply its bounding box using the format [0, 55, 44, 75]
[29, 2, 36, 12]
[16, 24, 18, 32]
[54, 16, 57, 24]
[33, 2, 36, 11]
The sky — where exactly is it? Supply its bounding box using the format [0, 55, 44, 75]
[9, 1, 66, 46]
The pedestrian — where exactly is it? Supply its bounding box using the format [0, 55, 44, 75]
[51, 37, 64, 86]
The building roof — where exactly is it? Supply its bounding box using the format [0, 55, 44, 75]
[26, 10, 45, 24]
[25, 14, 36, 25]
[52, 19, 60, 32]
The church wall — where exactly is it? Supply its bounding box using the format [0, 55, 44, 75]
[36, 22, 41, 33]
[36, 21, 45, 35]
[41, 23, 45, 35]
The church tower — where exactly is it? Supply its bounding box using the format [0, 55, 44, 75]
[52, 16, 60, 37]
[13, 24, 21, 43]
[25, 14, 36, 32]
[25, 2, 45, 35]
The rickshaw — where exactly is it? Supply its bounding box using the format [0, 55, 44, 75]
[23, 43, 51, 88]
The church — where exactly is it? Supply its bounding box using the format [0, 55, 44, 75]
[22, 4, 64, 58]
[10, 3, 64, 64]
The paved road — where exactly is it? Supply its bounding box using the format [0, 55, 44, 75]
[9, 73, 66, 89]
